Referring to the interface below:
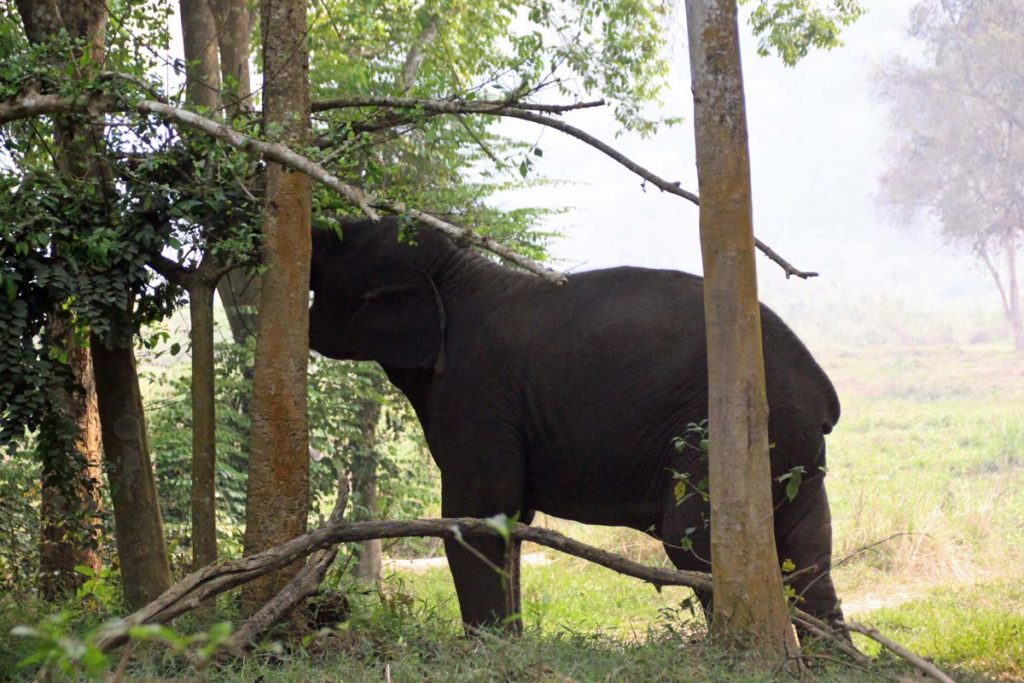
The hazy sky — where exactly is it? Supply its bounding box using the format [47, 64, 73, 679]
[496, 1, 996, 316]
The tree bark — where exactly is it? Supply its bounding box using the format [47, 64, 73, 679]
[1006, 233, 1023, 351]
[91, 330, 172, 609]
[179, 0, 221, 112]
[38, 312, 103, 599]
[209, 0, 253, 116]
[241, 0, 313, 613]
[15, 0, 107, 601]
[352, 396, 383, 583]
[178, 1, 227, 573]
[208, 0, 261, 343]
[684, 0, 798, 657]
[189, 278, 219, 570]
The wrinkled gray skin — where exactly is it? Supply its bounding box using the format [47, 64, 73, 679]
[309, 218, 845, 635]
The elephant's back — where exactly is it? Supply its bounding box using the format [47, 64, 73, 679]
[519, 265, 839, 435]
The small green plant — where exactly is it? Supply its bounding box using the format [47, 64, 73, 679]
[11, 611, 107, 680]
[777, 465, 806, 502]
[75, 564, 117, 608]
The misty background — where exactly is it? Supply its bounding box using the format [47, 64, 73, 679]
[497, 0, 1005, 349]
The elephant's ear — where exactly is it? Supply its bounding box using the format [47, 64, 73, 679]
[344, 267, 445, 372]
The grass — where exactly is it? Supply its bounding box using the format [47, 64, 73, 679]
[2, 343, 1022, 681]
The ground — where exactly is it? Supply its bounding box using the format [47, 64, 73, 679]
[2, 343, 1021, 681]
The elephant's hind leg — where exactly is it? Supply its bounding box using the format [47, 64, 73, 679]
[659, 484, 713, 626]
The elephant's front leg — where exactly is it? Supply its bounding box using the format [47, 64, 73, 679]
[441, 470, 527, 634]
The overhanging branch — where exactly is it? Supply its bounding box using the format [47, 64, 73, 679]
[0, 93, 565, 284]
[309, 95, 818, 279]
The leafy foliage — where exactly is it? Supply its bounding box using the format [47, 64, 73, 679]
[743, 0, 865, 66]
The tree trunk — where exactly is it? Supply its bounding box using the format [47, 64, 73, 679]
[684, 0, 798, 657]
[179, 0, 221, 112]
[15, 0, 107, 601]
[352, 396, 383, 583]
[210, 0, 253, 116]
[178, 0, 225, 573]
[208, 0, 261, 342]
[92, 332, 172, 609]
[218, 268, 261, 344]
[241, 0, 313, 613]
[189, 279, 219, 570]
[1007, 234, 1023, 351]
[38, 311, 103, 599]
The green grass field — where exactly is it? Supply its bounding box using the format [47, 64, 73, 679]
[3, 344, 1022, 681]
[239, 343, 1023, 682]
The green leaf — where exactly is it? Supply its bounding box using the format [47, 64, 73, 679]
[484, 512, 512, 544]
[73, 564, 95, 578]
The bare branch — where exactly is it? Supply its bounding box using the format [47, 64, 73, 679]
[312, 96, 607, 115]
[311, 95, 818, 279]
[92, 517, 712, 652]
[839, 621, 956, 683]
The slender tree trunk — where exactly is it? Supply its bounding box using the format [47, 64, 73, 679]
[92, 330, 172, 608]
[684, 0, 798, 657]
[190, 278, 219, 570]
[180, 0, 221, 112]
[207, 0, 261, 346]
[1006, 234, 1023, 351]
[15, 0, 106, 600]
[178, 0, 225, 572]
[210, 0, 254, 116]
[218, 269, 261, 344]
[241, 0, 313, 613]
[352, 396, 383, 583]
[18, 0, 171, 610]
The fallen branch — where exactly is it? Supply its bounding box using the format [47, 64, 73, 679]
[839, 621, 956, 683]
[93, 517, 714, 652]
[310, 95, 818, 279]
[0, 93, 565, 284]
[89, 515, 873, 667]
[222, 475, 350, 654]
[792, 613, 870, 665]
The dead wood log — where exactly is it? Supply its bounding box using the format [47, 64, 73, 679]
[93, 517, 712, 651]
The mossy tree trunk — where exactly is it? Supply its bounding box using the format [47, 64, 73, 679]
[241, 0, 313, 612]
[684, 0, 798, 658]
[16, 0, 106, 600]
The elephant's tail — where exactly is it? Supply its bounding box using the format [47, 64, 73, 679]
[821, 380, 841, 435]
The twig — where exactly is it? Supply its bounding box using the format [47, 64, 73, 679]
[839, 620, 956, 683]
[797, 653, 900, 681]
[791, 613, 871, 665]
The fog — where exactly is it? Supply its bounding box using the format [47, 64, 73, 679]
[497, 1, 1005, 347]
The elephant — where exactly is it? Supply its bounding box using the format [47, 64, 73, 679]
[308, 217, 845, 635]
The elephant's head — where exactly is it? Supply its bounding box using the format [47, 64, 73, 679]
[309, 218, 446, 373]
